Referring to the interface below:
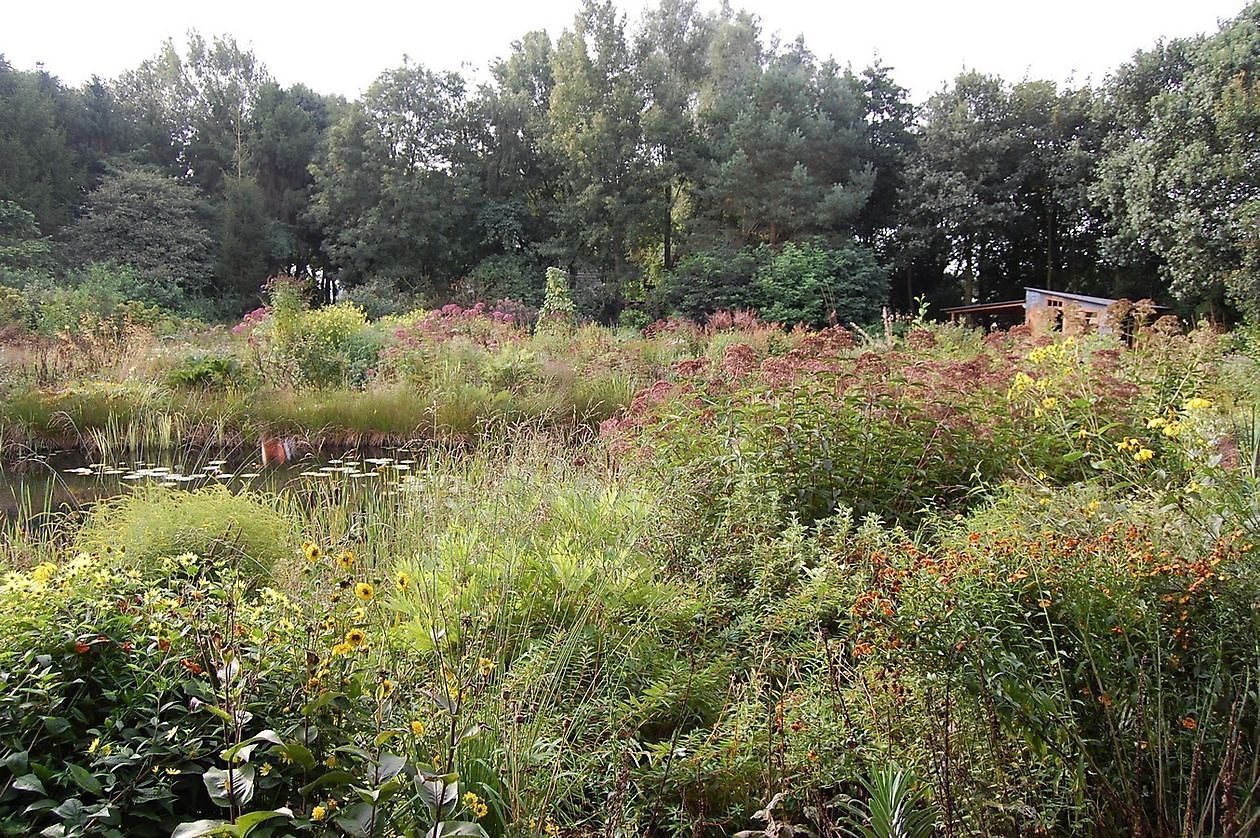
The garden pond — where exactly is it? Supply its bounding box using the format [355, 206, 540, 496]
[0, 444, 425, 521]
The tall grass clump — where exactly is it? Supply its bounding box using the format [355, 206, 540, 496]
[74, 485, 295, 581]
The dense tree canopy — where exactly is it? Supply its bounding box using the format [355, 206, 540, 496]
[65, 167, 215, 298]
[1, 2, 1258, 323]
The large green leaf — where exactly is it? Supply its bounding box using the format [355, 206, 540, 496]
[201, 765, 256, 808]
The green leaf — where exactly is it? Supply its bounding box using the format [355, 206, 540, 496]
[416, 776, 459, 814]
[426, 822, 490, 838]
[13, 773, 46, 794]
[276, 741, 316, 771]
[170, 819, 231, 838]
[301, 691, 343, 716]
[374, 753, 407, 784]
[4, 750, 29, 775]
[41, 717, 70, 736]
[22, 799, 58, 815]
[201, 765, 255, 808]
[232, 808, 293, 837]
[199, 704, 236, 725]
[51, 797, 84, 820]
[221, 730, 284, 764]
[334, 802, 376, 837]
[67, 763, 103, 796]
[298, 770, 356, 795]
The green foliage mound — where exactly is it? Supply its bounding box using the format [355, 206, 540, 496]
[536, 267, 576, 334]
[74, 486, 293, 582]
[265, 279, 382, 388]
[754, 240, 888, 328]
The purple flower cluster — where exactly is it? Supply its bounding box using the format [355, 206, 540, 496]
[392, 300, 535, 348]
[233, 306, 271, 335]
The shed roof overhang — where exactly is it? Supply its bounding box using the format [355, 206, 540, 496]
[942, 300, 1025, 317]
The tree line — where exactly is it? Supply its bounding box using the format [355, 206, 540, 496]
[1, 0, 1258, 326]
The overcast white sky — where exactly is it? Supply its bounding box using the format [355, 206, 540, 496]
[2, 0, 1249, 102]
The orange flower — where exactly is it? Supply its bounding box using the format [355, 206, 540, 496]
[1181, 716, 1197, 731]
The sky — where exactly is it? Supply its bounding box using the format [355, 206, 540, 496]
[2, 0, 1250, 102]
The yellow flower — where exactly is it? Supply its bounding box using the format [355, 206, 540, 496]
[1146, 416, 1167, 429]
[410, 720, 425, 736]
[1161, 421, 1183, 438]
[474, 801, 488, 819]
[379, 678, 395, 696]
[354, 582, 374, 602]
[259, 762, 273, 776]
[336, 550, 355, 570]
[1041, 396, 1057, 410]
[324, 755, 337, 769]
[311, 805, 327, 822]
[1133, 448, 1155, 462]
[302, 541, 323, 562]
[1183, 397, 1212, 411]
[331, 641, 352, 657]
[395, 571, 412, 590]
[30, 563, 56, 584]
[478, 656, 495, 677]
[344, 628, 366, 648]
[463, 791, 480, 809]
[545, 818, 559, 836]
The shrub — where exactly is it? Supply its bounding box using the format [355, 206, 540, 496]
[341, 275, 424, 320]
[753, 239, 887, 328]
[268, 295, 381, 388]
[651, 246, 768, 319]
[618, 307, 651, 333]
[851, 521, 1260, 833]
[618, 339, 1017, 530]
[463, 252, 543, 306]
[73, 487, 294, 583]
[536, 267, 576, 334]
[166, 353, 246, 390]
[0, 284, 33, 333]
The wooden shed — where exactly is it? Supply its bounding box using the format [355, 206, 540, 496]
[943, 287, 1162, 337]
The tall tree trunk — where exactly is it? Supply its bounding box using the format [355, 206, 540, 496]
[663, 182, 672, 274]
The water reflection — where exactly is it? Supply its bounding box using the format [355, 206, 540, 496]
[0, 447, 426, 522]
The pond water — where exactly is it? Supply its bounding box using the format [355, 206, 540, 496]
[0, 446, 424, 522]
